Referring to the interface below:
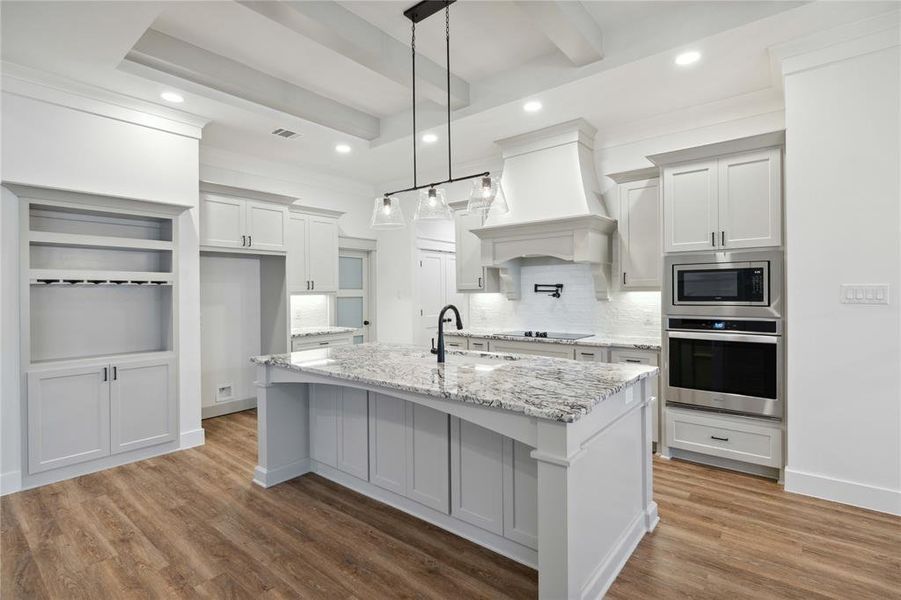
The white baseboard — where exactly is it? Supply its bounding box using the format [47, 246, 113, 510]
[202, 398, 257, 419]
[253, 458, 311, 488]
[785, 467, 901, 516]
[1, 470, 22, 496]
[180, 428, 206, 449]
[580, 508, 650, 600]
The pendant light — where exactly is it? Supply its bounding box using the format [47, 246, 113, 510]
[373, 0, 502, 229]
[466, 175, 509, 215]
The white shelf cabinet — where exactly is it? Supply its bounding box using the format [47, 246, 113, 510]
[200, 193, 287, 252]
[27, 353, 176, 474]
[287, 210, 339, 293]
[619, 177, 661, 289]
[454, 209, 499, 293]
[663, 148, 781, 253]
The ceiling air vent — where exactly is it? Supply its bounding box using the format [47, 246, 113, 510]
[271, 128, 300, 139]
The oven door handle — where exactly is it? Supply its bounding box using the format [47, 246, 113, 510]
[667, 331, 780, 344]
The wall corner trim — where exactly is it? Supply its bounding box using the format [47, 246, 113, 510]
[180, 428, 206, 450]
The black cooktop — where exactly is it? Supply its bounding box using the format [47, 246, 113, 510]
[501, 331, 593, 341]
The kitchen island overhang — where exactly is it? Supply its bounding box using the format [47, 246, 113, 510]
[252, 344, 658, 600]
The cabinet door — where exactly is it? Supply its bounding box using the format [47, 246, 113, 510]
[620, 178, 661, 288]
[718, 148, 782, 249]
[27, 365, 110, 473]
[502, 438, 538, 550]
[336, 388, 369, 480]
[488, 340, 575, 360]
[450, 418, 504, 534]
[574, 346, 610, 362]
[200, 194, 245, 248]
[663, 161, 718, 253]
[286, 212, 309, 293]
[405, 403, 450, 513]
[245, 200, 287, 252]
[610, 349, 659, 445]
[455, 210, 485, 291]
[368, 393, 407, 495]
[310, 384, 338, 468]
[110, 356, 176, 454]
[308, 217, 339, 292]
[468, 339, 489, 352]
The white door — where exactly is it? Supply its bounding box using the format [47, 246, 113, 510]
[308, 217, 339, 292]
[502, 438, 538, 550]
[620, 178, 661, 288]
[368, 393, 407, 495]
[200, 194, 245, 248]
[718, 148, 782, 249]
[245, 200, 287, 252]
[110, 356, 176, 454]
[455, 210, 484, 290]
[27, 364, 110, 473]
[418, 250, 446, 348]
[405, 403, 450, 513]
[450, 418, 504, 534]
[286, 212, 309, 293]
[337, 250, 370, 344]
[336, 388, 369, 480]
[663, 160, 718, 253]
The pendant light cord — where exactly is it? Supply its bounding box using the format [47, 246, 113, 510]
[446, 3, 452, 182]
[411, 20, 418, 190]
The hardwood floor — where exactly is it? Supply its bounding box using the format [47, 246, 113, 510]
[2, 409, 899, 599]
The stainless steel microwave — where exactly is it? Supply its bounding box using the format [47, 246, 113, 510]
[664, 249, 783, 319]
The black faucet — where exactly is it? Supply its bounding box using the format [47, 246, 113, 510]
[432, 304, 463, 364]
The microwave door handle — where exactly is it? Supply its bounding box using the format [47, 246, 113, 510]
[667, 331, 780, 344]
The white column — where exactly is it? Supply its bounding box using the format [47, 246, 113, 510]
[253, 365, 311, 487]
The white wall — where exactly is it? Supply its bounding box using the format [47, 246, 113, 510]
[200, 255, 261, 410]
[782, 31, 901, 515]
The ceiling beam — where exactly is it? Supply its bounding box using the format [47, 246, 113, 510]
[124, 29, 380, 140]
[514, 1, 604, 67]
[237, 0, 470, 109]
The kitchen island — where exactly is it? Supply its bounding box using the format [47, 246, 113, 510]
[252, 343, 658, 599]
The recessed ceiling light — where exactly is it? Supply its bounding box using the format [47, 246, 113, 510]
[523, 100, 542, 113]
[675, 51, 701, 66]
[160, 91, 184, 103]
[335, 144, 351, 154]
[422, 133, 438, 143]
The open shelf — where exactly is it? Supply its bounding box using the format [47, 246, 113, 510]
[30, 230, 173, 252]
[30, 269, 174, 286]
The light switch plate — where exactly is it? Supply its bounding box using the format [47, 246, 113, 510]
[840, 284, 890, 305]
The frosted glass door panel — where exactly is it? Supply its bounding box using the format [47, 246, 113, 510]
[337, 297, 364, 328]
[339, 256, 363, 289]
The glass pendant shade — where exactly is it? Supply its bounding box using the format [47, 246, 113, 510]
[467, 175, 509, 215]
[414, 187, 452, 221]
[370, 196, 405, 229]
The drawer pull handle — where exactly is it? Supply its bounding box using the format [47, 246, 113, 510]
[318, 341, 330, 346]
[625, 358, 642, 363]
[710, 435, 729, 442]
[581, 352, 594, 357]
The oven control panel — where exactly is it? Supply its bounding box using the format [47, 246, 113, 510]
[667, 318, 780, 334]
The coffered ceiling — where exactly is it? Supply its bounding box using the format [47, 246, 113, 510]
[1, 1, 896, 186]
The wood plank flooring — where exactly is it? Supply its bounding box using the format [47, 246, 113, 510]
[3, 409, 899, 599]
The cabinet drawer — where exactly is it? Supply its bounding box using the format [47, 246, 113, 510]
[574, 347, 609, 362]
[292, 335, 352, 351]
[468, 339, 489, 352]
[609, 348, 658, 366]
[666, 408, 781, 467]
[488, 340, 575, 360]
[444, 336, 467, 350]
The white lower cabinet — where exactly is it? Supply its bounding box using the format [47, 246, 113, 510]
[310, 384, 339, 468]
[443, 335, 467, 350]
[110, 356, 176, 454]
[292, 333, 353, 352]
[368, 393, 407, 494]
[502, 438, 538, 550]
[405, 403, 450, 513]
[488, 340, 575, 360]
[310, 385, 369, 479]
[610, 349, 659, 444]
[450, 418, 504, 534]
[27, 364, 110, 473]
[574, 346, 610, 362]
[27, 354, 176, 474]
[666, 407, 782, 468]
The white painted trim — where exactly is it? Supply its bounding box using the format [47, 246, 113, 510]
[646, 131, 785, 166]
[781, 24, 899, 78]
[253, 458, 311, 488]
[1, 62, 207, 138]
[339, 236, 377, 251]
[579, 510, 647, 600]
[416, 237, 455, 253]
[200, 181, 298, 205]
[0, 471, 22, 496]
[785, 467, 901, 516]
[202, 398, 257, 420]
[311, 461, 538, 569]
[179, 428, 206, 450]
[605, 166, 659, 184]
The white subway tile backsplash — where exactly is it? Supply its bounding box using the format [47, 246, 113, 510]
[468, 263, 660, 338]
[290, 294, 330, 330]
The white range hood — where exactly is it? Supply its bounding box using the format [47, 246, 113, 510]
[472, 119, 617, 300]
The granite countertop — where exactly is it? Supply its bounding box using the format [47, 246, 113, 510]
[448, 329, 661, 351]
[252, 343, 657, 423]
[291, 326, 357, 339]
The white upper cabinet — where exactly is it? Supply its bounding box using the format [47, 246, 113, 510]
[717, 148, 782, 250]
[201, 193, 287, 252]
[663, 147, 782, 253]
[286, 210, 339, 293]
[454, 209, 499, 293]
[619, 177, 661, 289]
[663, 160, 718, 253]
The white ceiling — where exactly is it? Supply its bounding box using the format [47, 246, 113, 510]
[1, 1, 897, 188]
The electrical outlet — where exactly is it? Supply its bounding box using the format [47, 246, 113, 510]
[840, 284, 890, 305]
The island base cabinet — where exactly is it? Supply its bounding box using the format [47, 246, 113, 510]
[110, 356, 176, 454]
[368, 393, 407, 494]
[27, 365, 111, 474]
[310, 385, 369, 480]
[502, 439, 539, 550]
[450, 418, 504, 535]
